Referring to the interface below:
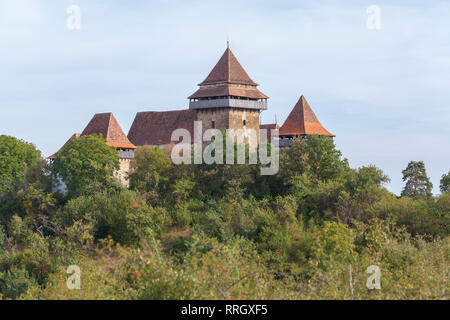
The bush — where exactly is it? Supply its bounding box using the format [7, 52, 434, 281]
[62, 190, 170, 246]
[1, 134, 448, 300]
[315, 221, 356, 270]
[0, 226, 5, 248]
[370, 196, 448, 237]
[0, 266, 37, 299]
[17, 233, 53, 284]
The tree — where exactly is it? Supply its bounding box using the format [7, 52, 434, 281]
[129, 146, 172, 203]
[346, 165, 390, 193]
[0, 135, 41, 194]
[440, 171, 450, 193]
[0, 156, 58, 233]
[52, 134, 120, 197]
[283, 135, 349, 183]
[62, 189, 169, 245]
[401, 161, 433, 199]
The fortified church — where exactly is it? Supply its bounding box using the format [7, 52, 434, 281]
[51, 47, 334, 185]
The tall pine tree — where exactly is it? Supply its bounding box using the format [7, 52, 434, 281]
[401, 161, 433, 199]
[440, 171, 450, 193]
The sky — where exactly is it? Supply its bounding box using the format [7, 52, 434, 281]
[0, 0, 449, 195]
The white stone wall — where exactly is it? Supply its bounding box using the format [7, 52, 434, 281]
[115, 158, 132, 187]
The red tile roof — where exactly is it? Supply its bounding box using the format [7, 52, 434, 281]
[128, 109, 197, 146]
[279, 95, 335, 137]
[189, 48, 268, 100]
[81, 113, 136, 149]
[199, 48, 258, 86]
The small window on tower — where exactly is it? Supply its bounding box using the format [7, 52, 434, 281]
[243, 120, 247, 126]
[212, 120, 215, 129]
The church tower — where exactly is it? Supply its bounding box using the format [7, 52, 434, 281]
[80, 113, 136, 186]
[188, 47, 268, 141]
[278, 95, 334, 146]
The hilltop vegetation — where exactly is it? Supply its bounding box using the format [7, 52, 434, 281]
[0, 134, 448, 299]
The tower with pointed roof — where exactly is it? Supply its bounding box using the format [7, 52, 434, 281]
[188, 47, 268, 141]
[279, 95, 334, 146]
[81, 112, 136, 186]
[51, 113, 136, 187]
[81, 113, 136, 152]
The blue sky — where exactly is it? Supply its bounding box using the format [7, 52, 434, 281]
[1, 0, 449, 195]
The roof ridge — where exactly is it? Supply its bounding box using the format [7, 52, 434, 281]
[136, 109, 191, 114]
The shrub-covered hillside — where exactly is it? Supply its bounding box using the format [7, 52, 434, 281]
[0, 134, 448, 299]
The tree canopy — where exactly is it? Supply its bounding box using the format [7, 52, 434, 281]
[52, 134, 120, 197]
[0, 135, 41, 193]
[401, 161, 433, 199]
[440, 171, 450, 194]
[282, 135, 350, 184]
[0, 133, 448, 300]
[129, 146, 172, 203]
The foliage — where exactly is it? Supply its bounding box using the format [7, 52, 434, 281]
[440, 171, 450, 194]
[0, 134, 448, 300]
[52, 134, 120, 197]
[0, 266, 37, 299]
[0, 135, 41, 194]
[282, 135, 349, 184]
[401, 161, 433, 200]
[129, 146, 172, 204]
[62, 189, 170, 246]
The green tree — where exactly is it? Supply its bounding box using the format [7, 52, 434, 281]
[52, 134, 119, 197]
[440, 171, 450, 193]
[401, 161, 433, 199]
[0, 158, 58, 233]
[129, 146, 172, 203]
[0, 135, 41, 194]
[62, 189, 169, 245]
[0, 266, 37, 299]
[349, 165, 390, 190]
[283, 135, 349, 183]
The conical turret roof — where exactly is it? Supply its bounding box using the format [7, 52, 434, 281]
[81, 113, 136, 149]
[199, 48, 258, 86]
[279, 95, 334, 137]
[189, 47, 268, 100]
